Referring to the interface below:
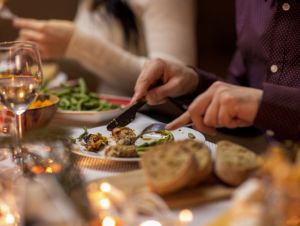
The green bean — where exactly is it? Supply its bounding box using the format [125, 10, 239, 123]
[53, 78, 120, 112]
[78, 78, 87, 94]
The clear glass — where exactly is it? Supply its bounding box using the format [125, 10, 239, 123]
[0, 41, 43, 165]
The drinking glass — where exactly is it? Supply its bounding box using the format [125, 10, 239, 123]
[0, 41, 43, 164]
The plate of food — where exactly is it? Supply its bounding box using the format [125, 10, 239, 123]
[49, 78, 130, 124]
[71, 119, 206, 162]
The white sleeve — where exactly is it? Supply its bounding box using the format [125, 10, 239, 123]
[65, 0, 196, 94]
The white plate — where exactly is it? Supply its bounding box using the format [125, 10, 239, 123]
[54, 94, 130, 125]
[71, 118, 205, 162]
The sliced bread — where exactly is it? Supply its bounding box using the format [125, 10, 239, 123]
[141, 140, 212, 195]
[179, 140, 213, 186]
[215, 141, 262, 186]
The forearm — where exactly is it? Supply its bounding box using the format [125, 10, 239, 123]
[254, 83, 300, 141]
[65, 29, 145, 94]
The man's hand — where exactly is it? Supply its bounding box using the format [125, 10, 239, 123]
[14, 18, 75, 59]
[131, 58, 199, 105]
[166, 81, 263, 135]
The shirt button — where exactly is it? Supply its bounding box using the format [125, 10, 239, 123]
[270, 64, 278, 73]
[282, 3, 291, 11]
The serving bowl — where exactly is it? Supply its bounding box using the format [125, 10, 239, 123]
[22, 94, 59, 132]
[53, 94, 130, 126]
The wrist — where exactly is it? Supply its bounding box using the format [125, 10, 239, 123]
[186, 65, 200, 94]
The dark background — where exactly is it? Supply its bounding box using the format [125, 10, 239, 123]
[0, 0, 236, 89]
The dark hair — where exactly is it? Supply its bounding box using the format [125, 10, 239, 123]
[92, 0, 139, 47]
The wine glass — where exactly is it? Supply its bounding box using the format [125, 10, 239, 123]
[0, 41, 43, 165]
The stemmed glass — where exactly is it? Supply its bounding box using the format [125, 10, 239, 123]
[0, 41, 43, 165]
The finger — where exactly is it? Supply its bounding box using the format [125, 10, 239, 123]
[13, 18, 46, 31]
[189, 92, 217, 135]
[203, 94, 220, 127]
[166, 111, 191, 130]
[191, 112, 216, 135]
[132, 59, 165, 104]
[218, 105, 239, 128]
[146, 79, 178, 105]
[19, 29, 45, 42]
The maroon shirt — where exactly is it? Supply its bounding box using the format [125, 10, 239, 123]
[193, 0, 300, 140]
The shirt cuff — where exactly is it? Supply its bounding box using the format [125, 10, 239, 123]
[254, 83, 300, 141]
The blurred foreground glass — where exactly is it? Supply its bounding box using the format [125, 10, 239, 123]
[0, 168, 25, 226]
[0, 41, 43, 164]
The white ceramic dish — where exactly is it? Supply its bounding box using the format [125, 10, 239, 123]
[54, 94, 130, 125]
[71, 117, 206, 162]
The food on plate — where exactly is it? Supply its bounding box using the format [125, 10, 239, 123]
[230, 179, 266, 226]
[229, 147, 300, 226]
[29, 99, 53, 109]
[50, 78, 119, 111]
[76, 129, 109, 152]
[215, 141, 262, 186]
[141, 140, 212, 195]
[83, 133, 108, 152]
[105, 145, 138, 158]
[112, 127, 136, 145]
[135, 130, 174, 153]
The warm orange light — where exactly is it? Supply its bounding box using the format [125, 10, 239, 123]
[31, 165, 44, 174]
[102, 216, 116, 226]
[100, 182, 112, 193]
[139, 220, 162, 226]
[179, 209, 193, 223]
[5, 213, 15, 224]
[99, 198, 111, 209]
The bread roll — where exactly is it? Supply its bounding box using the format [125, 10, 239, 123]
[141, 140, 212, 195]
[215, 141, 262, 186]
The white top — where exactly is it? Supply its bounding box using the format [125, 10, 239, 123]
[65, 0, 196, 96]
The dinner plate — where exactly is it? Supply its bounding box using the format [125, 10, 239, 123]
[71, 117, 206, 162]
[54, 94, 130, 125]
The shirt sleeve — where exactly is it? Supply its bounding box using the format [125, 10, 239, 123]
[254, 83, 300, 140]
[65, 0, 196, 95]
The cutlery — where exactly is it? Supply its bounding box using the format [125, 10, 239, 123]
[106, 98, 147, 131]
[106, 96, 189, 131]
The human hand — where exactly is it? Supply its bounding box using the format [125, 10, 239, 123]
[131, 59, 199, 105]
[13, 18, 75, 59]
[166, 81, 263, 135]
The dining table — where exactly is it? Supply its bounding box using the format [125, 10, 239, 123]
[0, 104, 270, 226]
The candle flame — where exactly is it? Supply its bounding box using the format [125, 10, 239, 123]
[45, 167, 53, 173]
[102, 216, 116, 226]
[100, 182, 112, 193]
[179, 209, 193, 223]
[139, 220, 162, 226]
[5, 213, 15, 224]
[99, 198, 111, 209]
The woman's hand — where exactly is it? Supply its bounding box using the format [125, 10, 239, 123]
[13, 18, 75, 59]
[166, 81, 263, 135]
[131, 58, 199, 105]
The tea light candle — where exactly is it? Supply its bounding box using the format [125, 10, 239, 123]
[178, 209, 193, 224]
[99, 182, 126, 203]
[139, 220, 162, 226]
[102, 216, 116, 226]
[0, 202, 17, 226]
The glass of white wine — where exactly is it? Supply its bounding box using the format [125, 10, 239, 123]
[0, 41, 43, 165]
